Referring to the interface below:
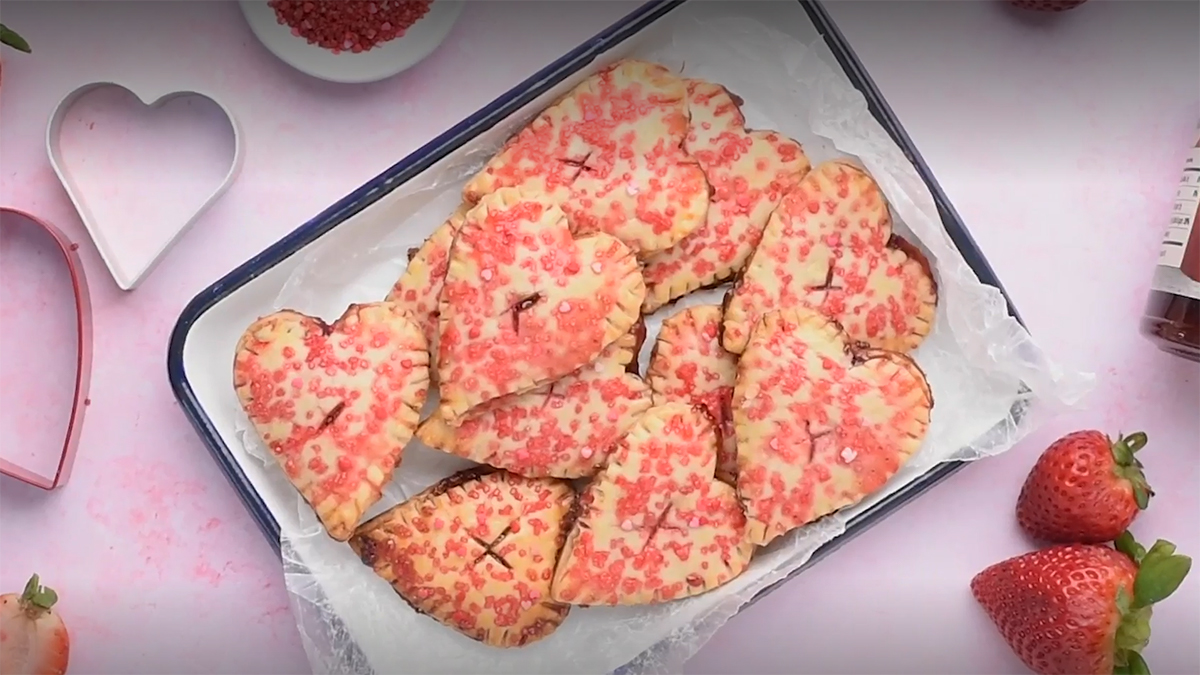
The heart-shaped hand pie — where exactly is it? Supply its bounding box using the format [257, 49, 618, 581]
[640, 80, 810, 312]
[733, 308, 933, 547]
[437, 188, 645, 423]
[551, 402, 754, 606]
[647, 305, 739, 484]
[234, 302, 429, 541]
[385, 202, 472, 374]
[462, 59, 710, 257]
[722, 161, 937, 354]
[418, 327, 652, 479]
[349, 467, 576, 648]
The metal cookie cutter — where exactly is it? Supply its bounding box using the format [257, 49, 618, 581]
[0, 207, 94, 490]
[46, 82, 244, 291]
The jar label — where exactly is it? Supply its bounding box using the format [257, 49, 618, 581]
[1151, 140, 1200, 300]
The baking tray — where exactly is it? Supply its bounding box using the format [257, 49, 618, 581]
[168, 0, 1027, 668]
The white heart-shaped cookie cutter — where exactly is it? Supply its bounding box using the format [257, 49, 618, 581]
[46, 82, 244, 291]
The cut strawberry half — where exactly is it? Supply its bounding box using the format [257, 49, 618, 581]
[0, 574, 70, 675]
[722, 161, 938, 354]
[417, 327, 652, 479]
[734, 308, 932, 546]
[646, 304, 739, 484]
[463, 59, 710, 257]
[384, 202, 471, 376]
[349, 467, 576, 648]
[436, 188, 645, 423]
[641, 79, 811, 312]
[233, 302, 429, 541]
[551, 402, 754, 605]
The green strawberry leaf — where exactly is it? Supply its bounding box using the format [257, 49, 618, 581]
[1115, 531, 1146, 564]
[1132, 483, 1151, 510]
[18, 573, 57, 611]
[21, 574, 39, 599]
[1115, 605, 1152, 652]
[1115, 585, 1133, 614]
[1124, 431, 1148, 453]
[1128, 650, 1151, 675]
[31, 587, 58, 610]
[1142, 539, 1177, 563]
[0, 24, 31, 53]
[1112, 436, 1134, 465]
[1134, 550, 1192, 607]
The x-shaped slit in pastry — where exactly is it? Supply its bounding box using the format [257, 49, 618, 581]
[806, 263, 842, 293]
[317, 401, 346, 432]
[801, 421, 835, 464]
[559, 152, 596, 184]
[540, 382, 563, 410]
[638, 504, 685, 555]
[510, 293, 543, 334]
[471, 522, 515, 570]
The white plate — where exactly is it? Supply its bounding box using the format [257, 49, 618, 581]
[240, 0, 463, 84]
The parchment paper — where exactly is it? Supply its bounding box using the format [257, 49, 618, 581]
[231, 12, 1093, 675]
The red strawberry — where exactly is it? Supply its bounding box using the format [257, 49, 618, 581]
[1016, 430, 1152, 544]
[0, 575, 69, 675]
[1007, 0, 1090, 11]
[971, 535, 1192, 675]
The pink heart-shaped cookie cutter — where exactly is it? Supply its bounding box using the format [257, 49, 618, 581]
[0, 207, 94, 490]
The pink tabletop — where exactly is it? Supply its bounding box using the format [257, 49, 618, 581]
[1, 1, 1197, 673]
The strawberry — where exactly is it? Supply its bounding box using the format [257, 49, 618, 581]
[971, 534, 1192, 675]
[1016, 430, 1152, 544]
[1007, 0, 1090, 11]
[0, 574, 70, 675]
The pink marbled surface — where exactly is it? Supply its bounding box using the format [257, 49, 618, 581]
[1, 1, 1197, 673]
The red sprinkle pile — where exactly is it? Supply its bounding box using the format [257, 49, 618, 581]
[268, 0, 434, 54]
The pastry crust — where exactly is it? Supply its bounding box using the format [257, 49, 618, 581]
[436, 187, 645, 424]
[417, 329, 652, 479]
[463, 59, 710, 257]
[722, 161, 938, 354]
[551, 402, 754, 606]
[233, 302, 429, 541]
[349, 468, 576, 648]
[733, 307, 933, 547]
[384, 203, 472, 375]
[646, 305, 739, 484]
[641, 80, 811, 312]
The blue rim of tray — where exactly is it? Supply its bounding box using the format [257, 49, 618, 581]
[168, 0, 1028, 667]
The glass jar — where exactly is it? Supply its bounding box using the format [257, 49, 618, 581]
[1141, 127, 1200, 363]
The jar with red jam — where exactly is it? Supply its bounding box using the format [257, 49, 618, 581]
[1141, 127, 1200, 363]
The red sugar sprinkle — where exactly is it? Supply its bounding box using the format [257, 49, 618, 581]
[269, 0, 434, 54]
